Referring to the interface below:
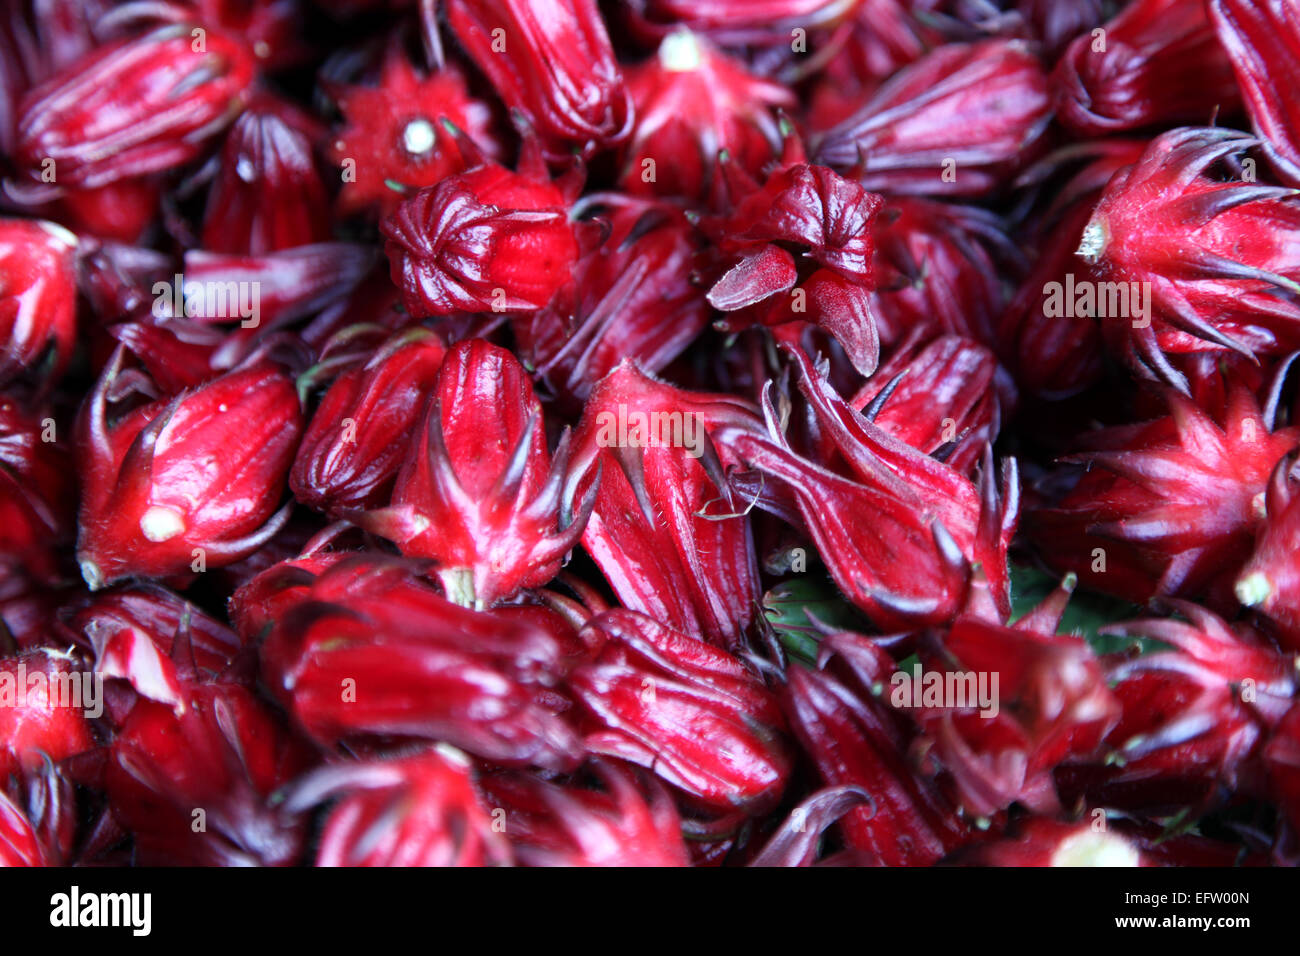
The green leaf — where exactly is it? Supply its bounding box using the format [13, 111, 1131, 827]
[762, 575, 860, 665]
[1008, 564, 1163, 655]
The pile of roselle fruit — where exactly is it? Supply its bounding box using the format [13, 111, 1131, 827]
[4, 0, 1300, 869]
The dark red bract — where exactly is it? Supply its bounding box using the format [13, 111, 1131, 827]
[2, 0, 1300, 872]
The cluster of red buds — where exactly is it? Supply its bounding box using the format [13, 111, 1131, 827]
[3, 0, 1300, 869]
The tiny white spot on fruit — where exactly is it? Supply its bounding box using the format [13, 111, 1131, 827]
[37, 219, 79, 251]
[140, 505, 186, 543]
[1236, 571, 1271, 607]
[434, 742, 473, 767]
[1076, 220, 1107, 263]
[1050, 830, 1140, 867]
[402, 118, 437, 156]
[79, 559, 105, 591]
[659, 29, 704, 72]
[236, 156, 256, 182]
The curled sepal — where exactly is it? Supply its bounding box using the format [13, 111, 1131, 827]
[285, 746, 512, 867]
[748, 785, 874, 867]
[779, 664, 970, 866]
[105, 682, 313, 866]
[479, 759, 690, 866]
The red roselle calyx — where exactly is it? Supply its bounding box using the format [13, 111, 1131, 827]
[13, 22, 256, 194]
[361, 339, 595, 609]
[71, 584, 244, 708]
[0, 648, 97, 780]
[480, 760, 690, 866]
[1235, 454, 1300, 647]
[382, 160, 580, 316]
[201, 97, 330, 255]
[1053, 0, 1240, 136]
[513, 195, 711, 409]
[1077, 127, 1300, 388]
[619, 30, 794, 202]
[286, 746, 511, 867]
[868, 197, 1017, 349]
[1030, 385, 1299, 605]
[850, 335, 1007, 477]
[177, 243, 375, 331]
[291, 328, 447, 516]
[780, 662, 970, 866]
[711, 155, 877, 282]
[76, 355, 303, 590]
[444, 0, 631, 162]
[572, 362, 764, 648]
[327, 48, 502, 218]
[1210, 0, 1300, 187]
[250, 555, 582, 770]
[567, 609, 792, 810]
[106, 681, 312, 866]
[704, 144, 883, 377]
[0, 217, 79, 385]
[1105, 600, 1295, 730]
[726, 347, 1018, 629]
[815, 39, 1052, 197]
[1081, 602, 1295, 810]
[914, 611, 1120, 819]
